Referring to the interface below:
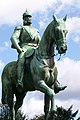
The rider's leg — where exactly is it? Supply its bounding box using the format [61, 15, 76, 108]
[16, 52, 25, 92]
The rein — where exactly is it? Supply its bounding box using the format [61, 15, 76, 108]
[36, 49, 55, 59]
[36, 48, 62, 61]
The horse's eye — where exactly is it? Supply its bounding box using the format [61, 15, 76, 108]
[63, 30, 65, 33]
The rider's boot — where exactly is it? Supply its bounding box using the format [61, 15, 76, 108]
[16, 63, 24, 92]
[54, 80, 67, 94]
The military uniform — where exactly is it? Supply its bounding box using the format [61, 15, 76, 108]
[11, 24, 41, 91]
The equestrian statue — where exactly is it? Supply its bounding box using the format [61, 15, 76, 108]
[1, 10, 68, 120]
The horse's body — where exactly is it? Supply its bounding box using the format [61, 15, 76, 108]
[1, 15, 68, 120]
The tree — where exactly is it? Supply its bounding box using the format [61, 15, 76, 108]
[0, 103, 11, 120]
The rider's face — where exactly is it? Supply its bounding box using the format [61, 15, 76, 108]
[23, 16, 32, 25]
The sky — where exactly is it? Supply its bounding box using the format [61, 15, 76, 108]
[0, 0, 80, 119]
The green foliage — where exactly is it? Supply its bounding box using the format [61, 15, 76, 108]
[16, 110, 28, 120]
[14, 106, 80, 120]
[30, 106, 80, 120]
[30, 115, 44, 120]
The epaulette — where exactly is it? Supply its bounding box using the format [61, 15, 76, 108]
[14, 26, 22, 30]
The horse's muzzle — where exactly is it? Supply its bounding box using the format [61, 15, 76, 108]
[58, 45, 67, 54]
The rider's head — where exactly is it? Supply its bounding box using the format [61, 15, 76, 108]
[23, 10, 32, 26]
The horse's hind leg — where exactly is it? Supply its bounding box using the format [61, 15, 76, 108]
[2, 75, 14, 120]
[14, 92, 26, 115]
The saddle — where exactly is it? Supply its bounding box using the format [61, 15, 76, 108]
[25, 47, 35, 63]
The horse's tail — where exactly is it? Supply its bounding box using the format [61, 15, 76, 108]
[1, 61, 17, 104]
[1, 63, 10, 104]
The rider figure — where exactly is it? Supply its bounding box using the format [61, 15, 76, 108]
[10, 10, 66, 92]
[10, 10, 41, 92]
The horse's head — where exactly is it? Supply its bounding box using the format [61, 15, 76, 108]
[53, 15, 68, 54]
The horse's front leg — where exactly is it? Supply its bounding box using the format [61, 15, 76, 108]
[35, 80, 56, 110]
[50, 94, 56, 112]
[44, 94, 50, 120]
[35, 80, 54, 98]
[44, 94, 56, 120]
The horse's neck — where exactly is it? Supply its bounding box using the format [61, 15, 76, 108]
[39, 22, 55, 57]
[35, 23, 55, 68]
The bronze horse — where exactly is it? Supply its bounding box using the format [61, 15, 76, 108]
[1, 15, 68, 120]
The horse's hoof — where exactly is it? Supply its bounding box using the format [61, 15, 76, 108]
[54, 86, 67, 94]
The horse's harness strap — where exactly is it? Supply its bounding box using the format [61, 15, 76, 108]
[36, 50, 55, 59]
[36, 53, 55, 70]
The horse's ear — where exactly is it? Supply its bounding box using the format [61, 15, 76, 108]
[63, 15, 67, 21]
[53, 14, 58, 22]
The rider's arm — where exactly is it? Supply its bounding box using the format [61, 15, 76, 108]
[10, 26, 22, 53]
